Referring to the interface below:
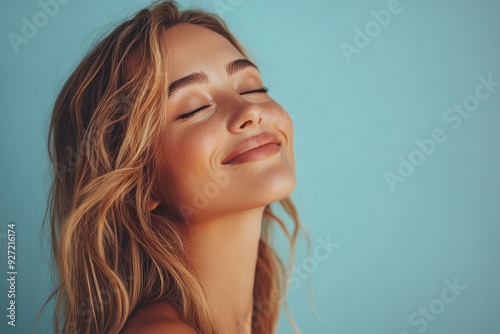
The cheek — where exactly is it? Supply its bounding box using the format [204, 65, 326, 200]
[268, 101, 294, 135]
[269, 103, 294, 145]
[283, 111, 294, 138]
[164, 124, 221, 185]
[272, 104, 295, 169]
[158, 125, 221, 209]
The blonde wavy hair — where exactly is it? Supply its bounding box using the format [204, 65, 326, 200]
[37, 1, 310, 333]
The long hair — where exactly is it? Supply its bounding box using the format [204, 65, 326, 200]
[37, 1, 310, 333]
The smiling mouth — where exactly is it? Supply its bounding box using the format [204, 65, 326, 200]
[222, 132, 281, 165]
[224, 142, 281, 165]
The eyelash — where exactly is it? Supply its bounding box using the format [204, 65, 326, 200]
[177, 86, 269, 120]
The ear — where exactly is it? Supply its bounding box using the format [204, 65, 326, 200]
[148, 198, 161, 211]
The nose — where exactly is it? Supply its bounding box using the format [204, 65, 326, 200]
[227, 99, 263, 133]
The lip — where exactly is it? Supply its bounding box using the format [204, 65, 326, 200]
[222, 132, 281, 165]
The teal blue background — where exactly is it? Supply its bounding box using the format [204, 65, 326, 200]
[1, 0, 500, 333]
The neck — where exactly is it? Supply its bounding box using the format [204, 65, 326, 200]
[182, 207, 265, 334]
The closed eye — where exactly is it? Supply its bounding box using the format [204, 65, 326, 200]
[177, 86, 269, 120]
[240, 86, 269, 95]
[177, 104, 211, 120]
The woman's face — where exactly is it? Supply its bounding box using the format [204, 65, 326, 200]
[154, 23, 295, 223]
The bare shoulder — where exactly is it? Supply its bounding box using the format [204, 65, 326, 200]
[120, 302, 197, 334]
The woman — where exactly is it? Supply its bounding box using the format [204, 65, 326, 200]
[38, 1, 309, 333]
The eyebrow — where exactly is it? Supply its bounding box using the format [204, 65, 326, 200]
[167, 58, 259, 98]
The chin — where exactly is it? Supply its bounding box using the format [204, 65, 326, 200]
[252, 166, 296, 206]
[206, 165, 295, 214]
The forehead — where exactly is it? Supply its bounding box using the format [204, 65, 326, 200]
[162, 23, 244, 83]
